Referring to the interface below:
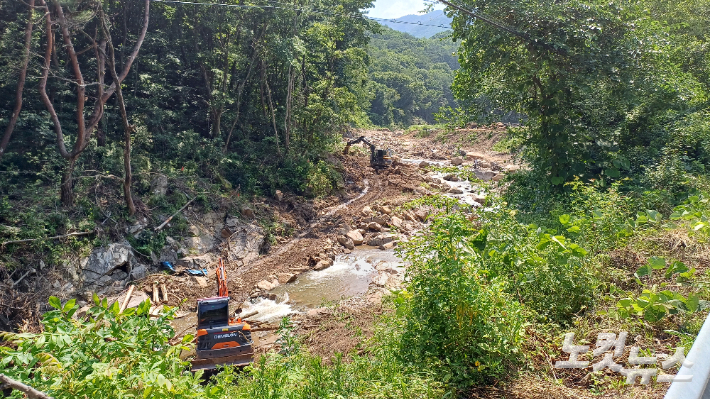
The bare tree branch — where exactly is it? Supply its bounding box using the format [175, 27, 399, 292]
[0, 0, 36, 163]
[0, 373, 53, 399]
[1, 230, 96, 251]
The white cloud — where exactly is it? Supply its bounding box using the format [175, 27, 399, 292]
[367, 0, 445, 19]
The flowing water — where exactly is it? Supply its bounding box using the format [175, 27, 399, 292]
[401, 158, 487, 207]
[241, 248, 404, 323]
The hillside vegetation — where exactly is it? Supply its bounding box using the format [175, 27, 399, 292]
[366, 28, 459, 126]
[1, 0, 710, 398]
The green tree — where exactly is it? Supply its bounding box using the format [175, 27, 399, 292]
[446, 0, 707, 183]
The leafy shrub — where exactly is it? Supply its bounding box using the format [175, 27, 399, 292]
[479, 205, 595, 323]
[0, 296, 209, 399]
[397, 212, 526, 388]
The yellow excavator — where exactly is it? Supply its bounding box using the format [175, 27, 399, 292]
[343, 136, 394, 171]
[190, 259, 253, 371]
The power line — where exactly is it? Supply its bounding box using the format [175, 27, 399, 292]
[148, 0, 452, 30]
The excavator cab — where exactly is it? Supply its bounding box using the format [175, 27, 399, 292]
[191, 260, 254, 371]
[343, 136, 394, 172]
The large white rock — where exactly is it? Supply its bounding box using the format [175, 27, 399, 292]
[346, 230, 364, 245]
[82, 243, 135, 288]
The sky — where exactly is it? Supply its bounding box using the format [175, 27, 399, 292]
[368, 0, 445, 19]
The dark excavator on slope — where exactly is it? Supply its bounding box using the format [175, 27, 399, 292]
[343, 136, 394, 171]
[191, 259, 254, 371]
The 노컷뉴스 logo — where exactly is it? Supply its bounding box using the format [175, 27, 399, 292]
[554, 332, 692, 385]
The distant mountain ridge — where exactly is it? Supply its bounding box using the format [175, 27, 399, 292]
[376, 10, 452, 38]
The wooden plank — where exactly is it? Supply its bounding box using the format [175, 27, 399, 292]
[160, 283, 168, 302]
[119, 285, 135, 313]
[152, 282, 159, 304]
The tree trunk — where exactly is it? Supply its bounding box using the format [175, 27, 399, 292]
[262, 60, 280, 155]
[285, 65, 294, 151]
[60, 158, 76, 207]
[103, 11, 135, 215]
[0, 0, 35, 163]
[223, 25, 266, 153]
[38, 0, 150, 206]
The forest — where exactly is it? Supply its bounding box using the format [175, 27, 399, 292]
[1, 0, 710, 398]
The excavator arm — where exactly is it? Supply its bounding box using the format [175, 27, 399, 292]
[216, 258, 228, 297]
[343, 135, 394, 172]
[343, 136, 376, 158]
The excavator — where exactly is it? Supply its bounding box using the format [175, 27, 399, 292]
[190, 258, 254, 371]
[343, 136, 394, 171]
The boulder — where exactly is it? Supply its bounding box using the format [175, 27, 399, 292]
[223, 224, 265, 267]
[379, 234, 396, 245]
[505, 164, 521, 172]
[372, 273, 389, 287]
[492, 174, 505, 182]
[337, 235, 355, 250]
[176, 254, 215, 269]
[380, 242, 395, 250]
[277, 273, 297, 284]
[346, 230, 364, 245]
[448, 188, 464, 195]
[151, 174, 168, 196]
[414, 187, 429, 195]
[390, 216, 403, 229]
[188, 225, 200, 237]
[275, 190, 284, 201]
[366, 236, 382, 247]
[414, 209, 429, 222]
[381, 206, 392, 215]
[256, 280, 275, 291]
[183, 234, 215, 254]
[367, 234, 396, 247]
[130, 264, 149, 280]
[465, 152, 485, 161]
[443, 174, 460, 182]
[361, 206, 373, 216]
[474, 170, 496, 181]
[82, 243, 135, 288]
[372, 216, 388, 226]
[419, 161, 430, 168]
[451, 157, 464, 166]
[478, 160, 491, 169]
[314, 258, 334, 271]
[368, 222, 383, 232]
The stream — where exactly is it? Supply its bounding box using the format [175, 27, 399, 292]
[241, 247, 405, 323]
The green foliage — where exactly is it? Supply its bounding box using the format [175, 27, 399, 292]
[0, 298, 445, 399]
[616, 289, 709, 323]
[226, 349, 444, 399]
[366, 27, 459, 127]
[668, 194, 710, 240]
[397, 212, 526, 387]
[0, 296, 211, 399]
[449, 0, 710, 185]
